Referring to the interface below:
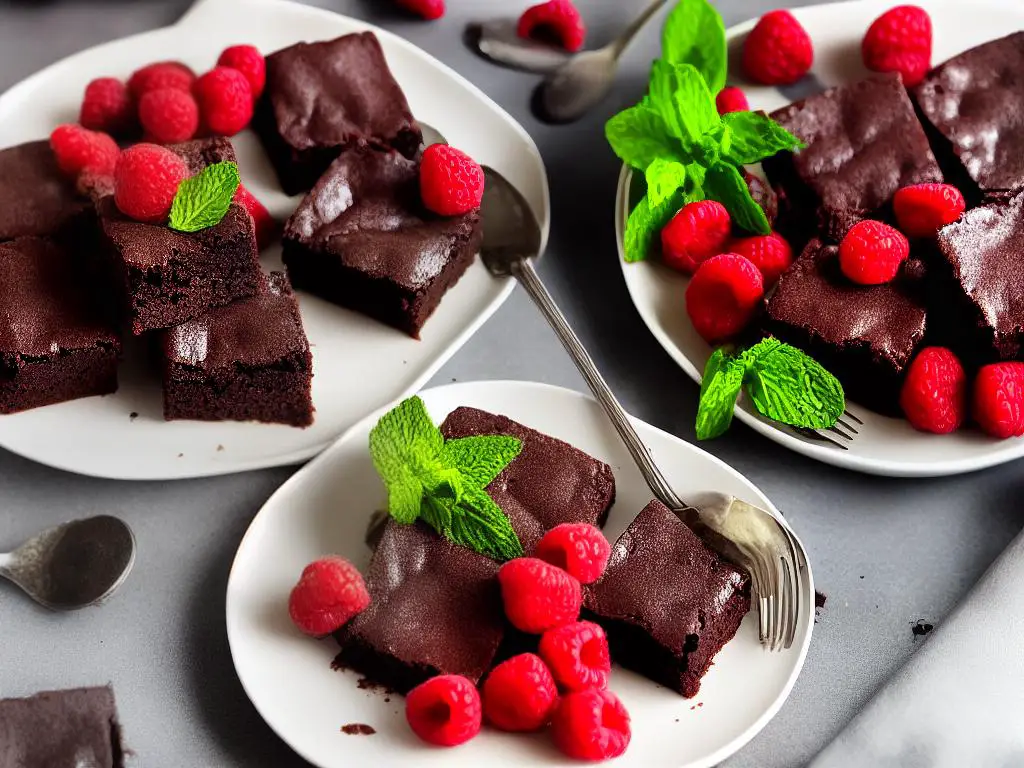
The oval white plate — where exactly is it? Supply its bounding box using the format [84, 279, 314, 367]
[226, 380, 813, 768]
[617, 0, 1024, 478]
[0, 0, 549, 480]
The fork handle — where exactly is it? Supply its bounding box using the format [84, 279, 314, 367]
[512, 259, 686, 509]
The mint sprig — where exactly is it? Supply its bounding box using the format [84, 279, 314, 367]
[696, 339, 845, 439]
[369, 397, 524, 561]
[169, 161, 240, 233]
[662, 0, 728, 93]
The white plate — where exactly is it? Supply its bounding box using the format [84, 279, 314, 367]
[0, 0, 549, 480]
[226, 380, 813, 768]
[617, 0, 1024, 478]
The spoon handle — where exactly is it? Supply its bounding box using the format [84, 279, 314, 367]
[511, 258, 686, 509]
[610, 0, 673, 59]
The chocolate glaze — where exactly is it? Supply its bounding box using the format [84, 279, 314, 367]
[912, 33, 1024, 199]
[0, 140, 90, 242]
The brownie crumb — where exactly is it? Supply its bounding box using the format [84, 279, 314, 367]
[911, 619, 934, 637]
[177, 453, 184, 458]
[814, 591, 827, 609]
[340, 724, 375, 735]
[129, 412, 139, 421]
[216, 445, 225, 452]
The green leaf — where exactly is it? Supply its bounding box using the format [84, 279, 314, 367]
[439, 435, 522, 488]
[605, 105, 681, 171]
[721, 111, 804, 165]
[649, 60, 720, 144]
[696, 349, 746, 440]
[704, 161, 771, 235]
[683, 161, 707, 202]
[741, 338, 846, 429]
[662, 0, 728, 93]
[168, 161, 241, 232]
[624, 188, 686, 263]
[645, 158, 688, 208]
[450, 487, 524, 561]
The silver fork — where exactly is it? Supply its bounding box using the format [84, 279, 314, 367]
[794, 409, 863, 450]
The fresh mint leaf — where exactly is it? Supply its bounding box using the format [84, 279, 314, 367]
[704, 161, 771, 235]
[742, 338, 845, 429]
[624, 188, 686, 262]
[662, 0, 728, 92]
[606, 105, 681, 171]
[449, 487, 524, 561]
[439, 435, 522, 489]
[168, 161, 240, 233]
[721, 111, 804, 165]
[645, 158, 688, 208]
[650, 60, 720, 143]
[696, 349, 746, 440]
[683, 161, 707, 201]
[369, 396, 445, 523]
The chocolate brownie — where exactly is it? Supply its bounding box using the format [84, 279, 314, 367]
[97, 138, 262, 335]
[160, 272, 313, 426]
[255, 32, 422, 194]
[333, 520, 505, 694]
[584, 500, 750, 698]
[1, 237, 121, 415]
[763, 73, 943, 244]
[0, 140, 91, 242]
[440, 407, 616, 554]
[763, 239, 928, 414]
[912, 33, 1024, 202]
[0, 686, 126, 767]
[282, 146, 481, 338]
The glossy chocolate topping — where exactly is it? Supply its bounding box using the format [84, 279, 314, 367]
[0, 140, 89, 241]
[441, 407, 616, 554]
[0, 237, 119, 357]
[585, 500, 748, 652]
[913, 33, 1024, 196]
[283, 147, 480, 291]
[162, 272, 307, 370]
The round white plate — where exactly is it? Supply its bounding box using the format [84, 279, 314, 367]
[0, 0, 549, 480]
[617, 0, 1024, 478]
[226, 380, 813, 768]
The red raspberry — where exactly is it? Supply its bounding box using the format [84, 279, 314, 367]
[420, 144, 485, 217]
[138, 88, 199, 144]
[482, 653, 558, 732]
[539, 620, 611, 692]
[113, 143, 189, 223]
[498, 557, 582, 634]
[49, 124, 120, 177]
[405, 675, 482, 747]
[79, 77, 135, 136]
[128, 61, 195, 99]
[217, 45, 266, 100]
[395, 0, 445, 20]
[716, 86, 750, 115]
[660, 200, 732, 274]
[518, 0, 587, 53]
[685, 253, 764, 343]
[972, 363, 1024, 439]
[551, 688, 631, 761]
[862, 5, 932, 87]
[234, 184, 277, 249]
[287, 556, 370, 637]
[899, 347, 966, 434]
[743, 10, 813, 85]
[893, 183, 966, 238]
[535, 523, 610, 584]
[839, 220, 910, 285]
[193, 67, 254, 137]
[729, 232, 794, 287]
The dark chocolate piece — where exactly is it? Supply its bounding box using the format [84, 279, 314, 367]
[0, 140, 91, 243]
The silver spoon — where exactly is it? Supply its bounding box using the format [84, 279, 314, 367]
[0, 516, 136, 610]
[538, 0, 672, 124]
[469, 19, 573, 74]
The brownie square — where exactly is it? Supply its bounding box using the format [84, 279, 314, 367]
[763, 73, 943, 244]
[584, 500, 750, 699]
[0, 237, 121, 415]
[282, 146, 482, 338]
[255, 31, 422, 195]
[912, 33, 1024, 202]
[0, 686, 126, 768]
[440, 407, 616, 555]
[160, 272, 313, 426]
[763, 239, 927, 414]
[97, 138, 263, 335]
[0, 140, 92, 242]
[334, 520, 505, 694]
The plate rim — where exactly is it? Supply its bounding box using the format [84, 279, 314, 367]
[225, 378, 815, 768]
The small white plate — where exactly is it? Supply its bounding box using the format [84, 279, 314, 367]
[0, 0, 549, 480]
[617, 0, 1024, 478]
[226, 380, 813, 768]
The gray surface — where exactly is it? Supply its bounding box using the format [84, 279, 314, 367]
[0, 1, 1020, 766]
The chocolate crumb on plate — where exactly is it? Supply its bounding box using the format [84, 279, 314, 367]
[912, 619, 934, 637]
[340, 723, 376, 735]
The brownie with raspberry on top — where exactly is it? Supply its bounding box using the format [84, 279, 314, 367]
[0, 140, 92, 243]
[584, 499, 750, 699]
[254, 31, 422, 195]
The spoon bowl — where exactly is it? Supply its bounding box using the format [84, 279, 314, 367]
[536, 49, 619, 124]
